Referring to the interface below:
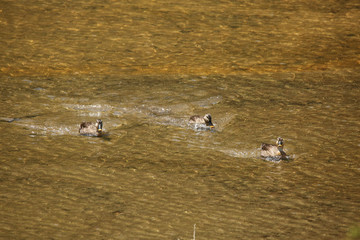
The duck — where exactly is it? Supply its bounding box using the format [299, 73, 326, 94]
[189, 114, 215, 129]
[79, 119, 103, 136]
[261, 137, 287, 160]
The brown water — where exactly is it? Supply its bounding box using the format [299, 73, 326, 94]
[1, 0, 360, 239]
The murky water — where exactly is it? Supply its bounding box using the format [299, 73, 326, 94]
[1, 0, 360, 239]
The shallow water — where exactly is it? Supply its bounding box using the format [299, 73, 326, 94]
[1, 0, 360, 239]
[1, 72, 359, 239]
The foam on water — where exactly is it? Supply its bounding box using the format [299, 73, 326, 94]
[220, 148, 259, 159]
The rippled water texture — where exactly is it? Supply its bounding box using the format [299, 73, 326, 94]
[1, 0, 360, 239]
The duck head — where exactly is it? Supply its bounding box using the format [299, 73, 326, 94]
[204, 114, 215, 128]
[96, 119, 103, 133]
[276, 137, 284, 148]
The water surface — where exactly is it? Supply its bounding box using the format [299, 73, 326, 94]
[0, 0, 360, 239]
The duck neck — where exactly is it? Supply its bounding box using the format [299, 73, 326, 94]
[277, 146, 286, 157]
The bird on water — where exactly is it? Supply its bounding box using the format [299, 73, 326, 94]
[189, 114, 215, 129]
[261, 137, 287, 160]
[79, 119, 103, 137]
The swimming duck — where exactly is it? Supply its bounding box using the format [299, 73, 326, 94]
[79, 119, 103, 136]
[189, 114, 215, 128]
[261, 137, 287, 160]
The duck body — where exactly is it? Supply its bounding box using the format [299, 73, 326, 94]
[189, 114, 215, 129]
[261, 137, 287, 160]
[79, 119, 103, 137]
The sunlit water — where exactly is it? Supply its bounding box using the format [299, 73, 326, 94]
[1, 0, 360, 239]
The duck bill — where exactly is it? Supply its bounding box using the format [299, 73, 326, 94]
[209, 124, 215, 129]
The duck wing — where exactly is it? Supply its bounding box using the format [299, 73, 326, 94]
[189, 115, 201, 121]
[261, 143, 274, 151]
[79, 122, 93, 131]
